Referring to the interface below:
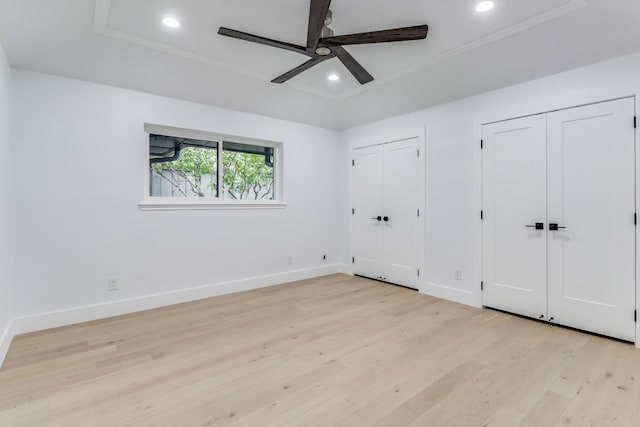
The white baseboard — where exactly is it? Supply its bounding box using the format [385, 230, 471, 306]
[339, 263, 354, 275]
[421, 281, 482, 308]
[9, 264, 342, 341]
[0, 318, 14, 368]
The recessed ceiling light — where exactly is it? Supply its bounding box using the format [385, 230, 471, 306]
[328, 73, 340, 82]
[162, 17, 181, 28]
[475, 1, 494, 13]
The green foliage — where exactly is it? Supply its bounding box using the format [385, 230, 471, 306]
[223, 151, 274, 200]
[151, 146, 274, 199]
[151, 146, 217, 197]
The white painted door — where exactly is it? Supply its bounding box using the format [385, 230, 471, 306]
[482, 114, 548, 320]
[352, 138, 421, 288]
[382, 139, 420, 288]
[547, 98, 636, 341]
[352, 145, 384, 280]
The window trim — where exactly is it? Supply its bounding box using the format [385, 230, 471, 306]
[140, 123, 285, 210]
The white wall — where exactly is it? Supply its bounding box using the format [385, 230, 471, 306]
[341, 51, 640, 307]
[8, 50, 640, 344]
[0, 43, 13, 358]
[11, 70, 343, 323]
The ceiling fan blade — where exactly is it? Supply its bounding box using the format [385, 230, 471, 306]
[333, 46, 373, 85]
[218, 27, 311, 57]
[319, 25, 429, 47]
[271, 56, 333, 84]
[307, 0, 332, 52]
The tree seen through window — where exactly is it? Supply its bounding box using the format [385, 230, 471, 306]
[149, 135, 274, 200]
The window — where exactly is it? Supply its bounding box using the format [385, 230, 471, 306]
[143, 124, 283, 209]
[150, 135, 219, 198]
[221, 141, 274, 200]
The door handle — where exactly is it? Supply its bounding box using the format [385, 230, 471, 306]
[549, 223, 566, 231]
[525, 223, 544, 230]
[371, 216, 382, 221]
[383, 216, 390, 222]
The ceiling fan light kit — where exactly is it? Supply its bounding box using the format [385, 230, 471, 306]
[217, 0, 429, 85]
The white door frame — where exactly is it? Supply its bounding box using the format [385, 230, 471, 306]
[347, 127, 426, 290]
[473, 77, 640, 348]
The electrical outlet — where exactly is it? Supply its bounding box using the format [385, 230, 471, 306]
[108, 277, 119, 291]
[287, 256, 293, 265]
[454, 270, 462, 281]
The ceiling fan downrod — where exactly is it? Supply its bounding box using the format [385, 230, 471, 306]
[316, 10, 334, 55]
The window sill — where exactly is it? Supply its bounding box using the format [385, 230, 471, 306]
[139, 199, 287, 211]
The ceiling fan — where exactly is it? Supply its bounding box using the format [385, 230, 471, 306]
[217, 0, 429, 85]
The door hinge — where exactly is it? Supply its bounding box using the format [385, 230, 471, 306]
[480, 210, 484, 220]
[480, 139, 484, 149]
[352, 257, 355, 264]
[352, 208, 355, 215]
[352, 159, 355, 166]
[417, 269, 420, 277]
[635, 213, 637, 226]
[635, 310, 637, 322]
[634, 116, 637, 129]
[417, 149, 420, 157]
[417, 209, 420, 217]
[481, 281, 484, 291]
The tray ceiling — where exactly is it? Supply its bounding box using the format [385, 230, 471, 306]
[95, 0, 585, 100]
[1, 0, 640, 128]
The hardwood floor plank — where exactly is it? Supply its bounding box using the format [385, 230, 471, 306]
[485, 333, 589, 426]
[519, 391, 571, 427]
[1, 274, 639, 426]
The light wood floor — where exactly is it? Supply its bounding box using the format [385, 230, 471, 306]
[1, 274, 639, 426]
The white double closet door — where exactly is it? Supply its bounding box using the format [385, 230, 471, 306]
[482, 98, 636, 341]
[352, 138, 421, 289]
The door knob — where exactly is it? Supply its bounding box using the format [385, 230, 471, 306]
[371, 216, 382, 221]
[549, 223, 566, 231]
[525, 223, 544, 230]
[383, 216, 390, 222]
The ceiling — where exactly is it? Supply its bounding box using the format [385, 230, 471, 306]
[1, 0, 640, 129]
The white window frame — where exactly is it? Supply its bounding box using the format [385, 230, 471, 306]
[139, 123, 285, 211]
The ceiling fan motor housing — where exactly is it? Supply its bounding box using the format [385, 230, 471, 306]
[316, 26, 334, 55]
[316, 10, 334, 56]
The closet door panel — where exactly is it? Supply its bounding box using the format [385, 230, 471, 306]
[547, 97, 636, 341]
[383, 138, 420, 288]
[352, 145, 385, 280]
[482, 114, 548, 319]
